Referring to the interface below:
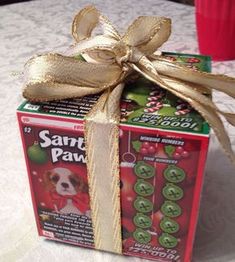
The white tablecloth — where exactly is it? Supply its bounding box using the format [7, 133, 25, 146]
[0, 0, 235, 261]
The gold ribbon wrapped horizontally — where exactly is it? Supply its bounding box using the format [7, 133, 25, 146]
[23, 6, 235, 254]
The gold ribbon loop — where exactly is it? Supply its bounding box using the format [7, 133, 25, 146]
[72, 6, 100, 42]
[23, 5, 235, 254]
[123, 16, 171, 54]
[72, 6, 120, 43]
[23, 53, 123, 101]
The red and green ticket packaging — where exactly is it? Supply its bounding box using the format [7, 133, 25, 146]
[17, 52, 211, 262]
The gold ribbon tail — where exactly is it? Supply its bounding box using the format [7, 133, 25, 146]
[84, 84, 124, 253]
[131, 59, 235, 164]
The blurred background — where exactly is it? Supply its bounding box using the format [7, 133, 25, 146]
[169, 0, 194, 5]
[0, 0, 195, 5]
[0, 0, 30, 5]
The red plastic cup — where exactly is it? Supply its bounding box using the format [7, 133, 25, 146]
[195, 0, 235, 61]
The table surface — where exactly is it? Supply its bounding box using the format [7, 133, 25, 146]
[0, 0, 235, 261]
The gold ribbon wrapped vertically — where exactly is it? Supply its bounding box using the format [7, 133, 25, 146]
[23, 6, 235, 254]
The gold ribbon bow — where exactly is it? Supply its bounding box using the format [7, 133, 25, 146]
[23, 6, 235, 254]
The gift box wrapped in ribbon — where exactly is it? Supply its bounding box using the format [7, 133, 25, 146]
[17, 6, 235, 262]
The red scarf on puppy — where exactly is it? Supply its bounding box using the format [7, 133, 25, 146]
[50, 191, 90, 214]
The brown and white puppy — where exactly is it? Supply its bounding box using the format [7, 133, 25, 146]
[44, 167, 87, 196]
[43, 167, 89, 216]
